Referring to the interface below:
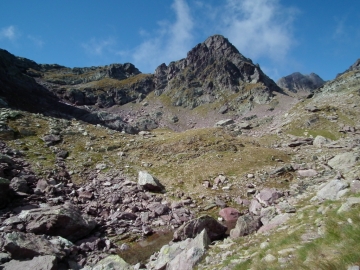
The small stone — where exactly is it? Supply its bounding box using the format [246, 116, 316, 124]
[263, 254, 276, 262]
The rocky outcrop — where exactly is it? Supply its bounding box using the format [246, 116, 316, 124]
[0, 49, 139, 134]
[153, 35, 281, 111]
[10, 203, 96, 242]
[173, 215, 227, 242]
[1, 255, 58, 270]
[277, 72, 325, 93]
[337, 58, 360, 77]
[148, 229, 210, 270]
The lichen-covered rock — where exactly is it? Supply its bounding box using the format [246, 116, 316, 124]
[17, 203, 96, 242]
[138, 171, 164, 192]
[230, 214, 261, 239]
[1, 255, 58, 270]
[3, 232, 66, 260]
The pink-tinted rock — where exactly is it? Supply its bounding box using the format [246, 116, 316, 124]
[297, 169, 318, 177]
[219, 207, 240, 222]
[256, 188, 283, 206]
[258, 213, 290, 233]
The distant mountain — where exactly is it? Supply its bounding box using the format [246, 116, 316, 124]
[276, 72, 325, 94]
[153, 35, 282, 112]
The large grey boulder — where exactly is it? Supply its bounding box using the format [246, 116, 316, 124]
[148, 229, 210, 270]
[2, 255, 57, 270]
[3, 232, 66, 260]
[328, 152, 359, 171]
[230, 214, 261, 239]
[17, 203, 96, 241]
[173, 215, 227, 242]
[167, 229, 210, 270]
[138, 171, 164, 192]
[315, 179, 349, 201]
[91, 255, 130, 270]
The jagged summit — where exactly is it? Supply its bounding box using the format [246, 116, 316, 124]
[154, 35, 281, 111]
[277, 72, 325, 94]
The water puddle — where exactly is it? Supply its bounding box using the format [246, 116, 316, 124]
[118, 229, 174, 265]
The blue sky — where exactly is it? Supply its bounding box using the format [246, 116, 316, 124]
[0, 0, 359, 81]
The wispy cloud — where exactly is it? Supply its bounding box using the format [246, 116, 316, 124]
[219, 0, 297, 62]
[0, 25, 19, 41]
[27, 35, 44, 48]
[131, 0, 194, 72]
[82, 37, 115, 56]
[332, 17, 346, 39]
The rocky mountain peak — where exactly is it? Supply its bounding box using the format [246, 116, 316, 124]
[154, 35, 280, 112]
[277, 72, 325, 94]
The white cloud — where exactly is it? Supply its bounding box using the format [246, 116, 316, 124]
[131, 0, 194, 72]
[0, 25, 18, 41]
[28, 35, 44, 48]
[219, 0, 296, 62]
[82, 37, 115, 56]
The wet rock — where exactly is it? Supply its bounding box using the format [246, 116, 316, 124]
[1, 255, 58, 270]
[173, 215, 227, 242]
[138, 171, 164, 192]
[16, 203, 96, 242]
[230, 214, 261, 239]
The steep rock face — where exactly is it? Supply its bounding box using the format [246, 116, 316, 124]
[0, 49, 138, 133]
[154, 35, 281, 111]
[277, 72, 325, 93]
